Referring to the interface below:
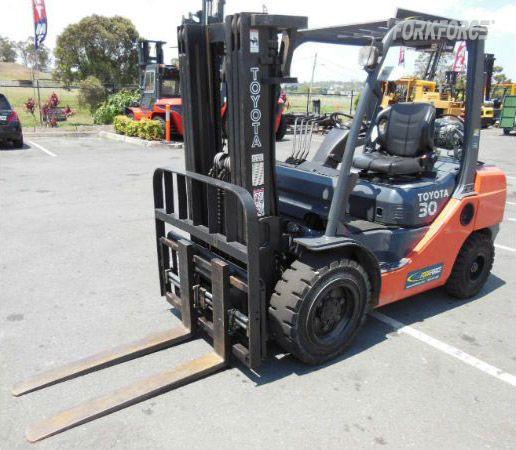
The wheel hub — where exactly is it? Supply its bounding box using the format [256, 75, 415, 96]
[469, 255, 485, 281]
[314, 286, 348, 336]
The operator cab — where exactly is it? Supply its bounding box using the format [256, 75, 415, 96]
[277, 100, 460, 263]
[277, 102, 458, 228]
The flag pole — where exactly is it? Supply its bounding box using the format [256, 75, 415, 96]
[35, 47, 42, 125]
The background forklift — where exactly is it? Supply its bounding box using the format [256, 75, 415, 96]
[13, 3, 506, 442]
[127, 39, 289, 140]
[126, 40, 184, 136]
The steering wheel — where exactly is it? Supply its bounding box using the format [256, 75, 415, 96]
[331, 112, 368, 131]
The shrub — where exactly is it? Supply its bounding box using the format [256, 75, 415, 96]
[93, 89, 140, 125]
[113, 115, 164, 141]
[113, 115, 131, 135]
[79, 76, 107, 112]
[138, 118, 163, 141]
[125, 120, 140, 137]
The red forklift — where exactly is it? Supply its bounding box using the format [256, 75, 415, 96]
[127, 39, 288, 140]
[126, 40, 184, 136]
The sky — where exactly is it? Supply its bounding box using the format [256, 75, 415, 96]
[1, 0, 515, 82]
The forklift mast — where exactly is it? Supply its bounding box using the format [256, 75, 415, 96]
[137, 40, 166, 88]
[175, 9, 307, 366]
[484, 53, 495, 101]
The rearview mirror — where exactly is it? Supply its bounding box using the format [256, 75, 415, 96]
[358, 46, 379, 70]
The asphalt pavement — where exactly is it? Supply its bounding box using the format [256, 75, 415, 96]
[1, 129, 515, 449]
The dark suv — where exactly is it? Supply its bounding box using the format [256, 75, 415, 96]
[0, 93, 23, 148]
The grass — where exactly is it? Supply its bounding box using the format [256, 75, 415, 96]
[0, 62, 93, 128]
[287, 93, 354, 114]
[1, 86, 93, 128]
[0, 62, 51, 81]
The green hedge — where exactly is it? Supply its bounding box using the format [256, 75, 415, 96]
[113, 115, 164, 141]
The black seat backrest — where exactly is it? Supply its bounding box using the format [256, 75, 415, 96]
[376, 102, 435, 157]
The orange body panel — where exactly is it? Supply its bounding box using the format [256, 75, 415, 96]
[128, 98, 184, 135]
[378, 166, 506, 306]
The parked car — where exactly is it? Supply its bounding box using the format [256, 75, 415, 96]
[0, 93, 23, 148]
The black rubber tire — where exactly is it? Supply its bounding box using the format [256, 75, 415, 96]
[13, 136, 23, 149]
[503, 128, 511, 135]
[275, 115, 288, 141]
[155, 115, 166, 130]
[445, 232, 494, 299]
[269, 256, 371, 365]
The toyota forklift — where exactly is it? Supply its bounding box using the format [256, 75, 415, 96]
[13, 4, 506, 442]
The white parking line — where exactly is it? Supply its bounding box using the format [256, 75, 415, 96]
[507, 218, 516, 222]
[507, 202, 516, 206]
[495, 243, 516, 252]
[371, 311, 516, 388]
[26, 139, 57, 157]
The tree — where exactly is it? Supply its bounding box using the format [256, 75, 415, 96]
[54, 15, 139, 87]
[0, 36, 17, 62]
[16, 38, 50, 71]
[78, 76, 107, 112]
[492, 65, 512, 85]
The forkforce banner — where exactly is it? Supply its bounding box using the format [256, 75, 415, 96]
[32, 0, 47, 49]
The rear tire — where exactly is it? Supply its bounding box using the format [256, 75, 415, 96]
[13, 136, 23, 149]
[503, 128, 511, 135]
[269, 256, 371, 365]
[445, 232, 494, 299]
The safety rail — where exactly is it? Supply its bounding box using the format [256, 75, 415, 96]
[153, 167, 264, 368]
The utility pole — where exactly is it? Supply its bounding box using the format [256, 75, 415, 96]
[306, 52, 317, 114]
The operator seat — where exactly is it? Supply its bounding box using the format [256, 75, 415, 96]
[353, 102, 437, 176]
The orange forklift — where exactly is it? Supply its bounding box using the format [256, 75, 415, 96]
[127, 39, 288, 139]
[13, 5, 506, 442]
[126, 40, 184, 136]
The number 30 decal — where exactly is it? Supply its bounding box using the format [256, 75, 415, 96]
[419, 201, 438, 218]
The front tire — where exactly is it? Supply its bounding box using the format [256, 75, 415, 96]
[269, 256, 371, 365]
[503, 128, 511, 135]
[445, 232, 494, 299]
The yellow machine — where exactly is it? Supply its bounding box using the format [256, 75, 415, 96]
[480, 104, 495, 128]
[493, 83, 516, 98]
[382, 77, 498, 127]
[382, 77, 463, 116]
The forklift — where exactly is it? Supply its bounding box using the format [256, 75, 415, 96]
[127, 39, 288, 140]
[13, 3, 506, 442]
[126, 40, 184, 135]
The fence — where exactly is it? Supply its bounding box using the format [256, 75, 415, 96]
[286, 91, 360, 115]
[0, 80, 138, 91]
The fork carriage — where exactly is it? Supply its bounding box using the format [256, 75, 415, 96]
[153, 167, 270, 368]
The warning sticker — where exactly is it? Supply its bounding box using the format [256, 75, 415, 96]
[250, 29, 259, 53]
[251, 153, 264, 186]
[253, 188, 265, 217]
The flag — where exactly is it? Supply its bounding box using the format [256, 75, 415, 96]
[32, 0, 47, 49]
[453, 41, 467, 72]
[398, 46, 405, 67]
